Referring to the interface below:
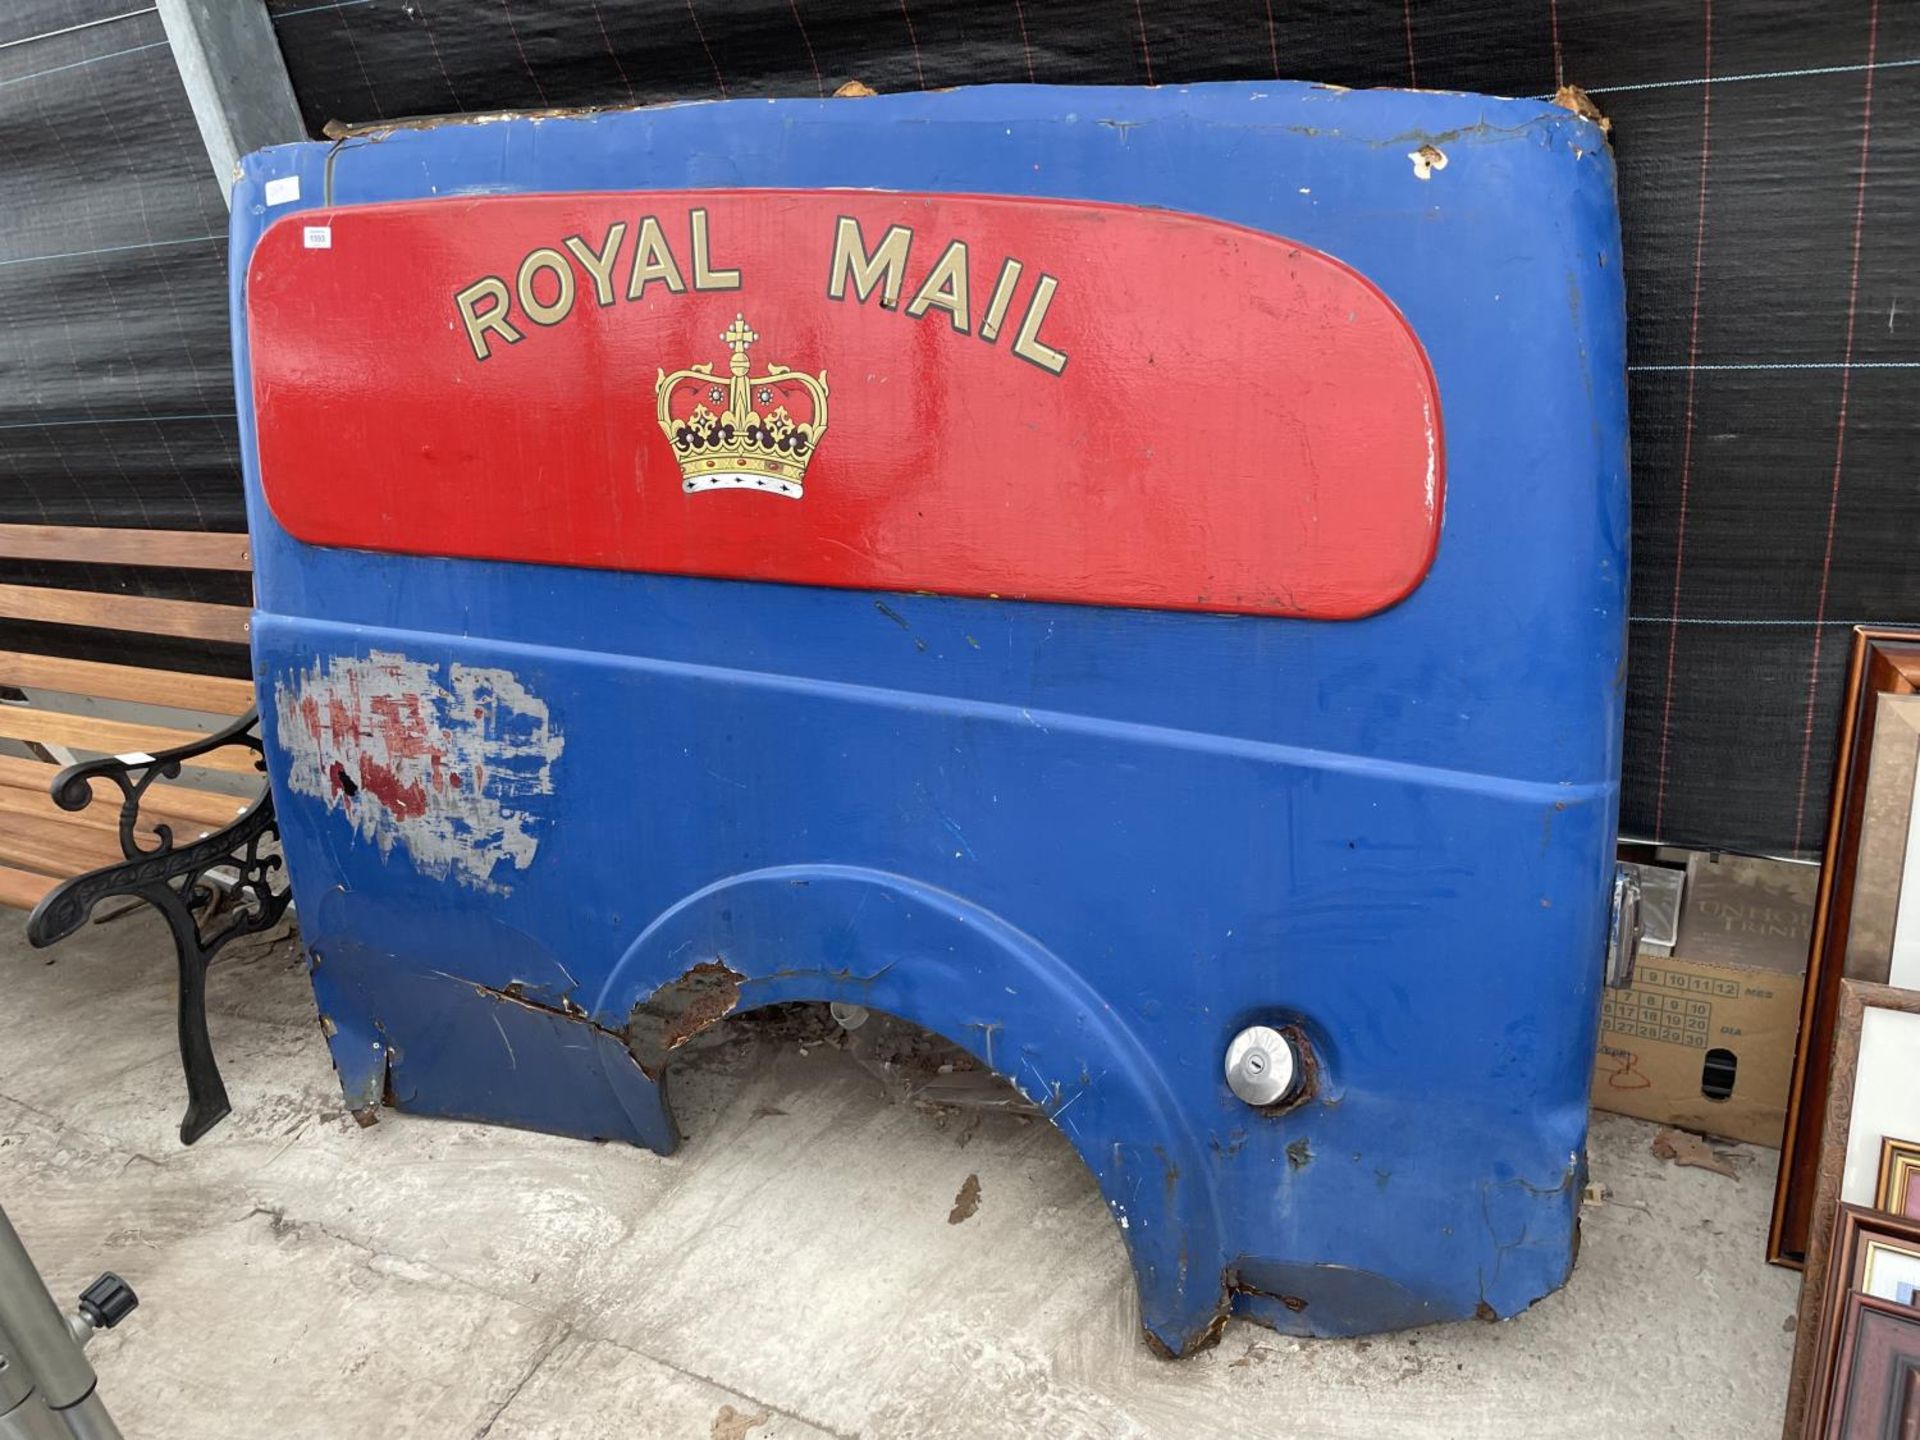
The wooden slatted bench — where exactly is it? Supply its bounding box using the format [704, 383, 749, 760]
[0, 523, 291, 1142]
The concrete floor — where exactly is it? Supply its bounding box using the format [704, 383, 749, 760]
[1, 910, 1801, 1439]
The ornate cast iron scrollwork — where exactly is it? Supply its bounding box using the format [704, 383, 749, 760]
[26, 707, 291, 1144]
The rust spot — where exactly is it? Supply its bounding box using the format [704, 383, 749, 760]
[466, 977, 631, 1061]
[350, 1105, 379, 1129]
[1155, 1265, 1252, 1358]
[625, 960, 746, 1078]
[1286, 1137, 1313, 1171]
[1475, 1299, 1499, 1322]
[1408, 143, 1447, 179]
[1552, 83, 1612, 136]
[1246, 1023, 1320, 1118]
[1149, 1301, 1232, 1359]
[379, 1045, 400, 1110]
[1159, 1264, 1310, 1357]
[947, 1172, 982, 1225]
[1155, 1145, 1180, 1206]
[456, 960, 749, 1085]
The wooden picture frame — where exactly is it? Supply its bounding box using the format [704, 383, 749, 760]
[1786, 981, 1920, 1436]
[1794, 1201, 1920, 1437]
[1772, 629, 1920, 1268]
[1821, 1293, 1920, 1439]
[1846, 696, 1920, 985]
[1882, 1139, 1920, 1223]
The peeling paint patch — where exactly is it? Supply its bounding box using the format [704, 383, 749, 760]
[274, 651, 563, 893]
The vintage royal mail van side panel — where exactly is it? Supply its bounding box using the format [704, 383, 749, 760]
[232, 84, 1627, 1356]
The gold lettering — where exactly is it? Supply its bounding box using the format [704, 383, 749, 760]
[516, 247, 576, 326]
[564, 222, 627, 307]
[690, 208, 741, 291]
[453, 275, 522, 361]
[627, 216, 686, 300]
[1011, 273, 1068, 375]
[827, 216, 913, 309]
[905, 239, 971, 333]
[979, 257, 1022, 343]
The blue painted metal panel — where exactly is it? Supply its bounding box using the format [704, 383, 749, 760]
[231, 82, 1627, 1355]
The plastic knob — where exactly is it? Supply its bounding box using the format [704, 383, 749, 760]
[78, 1273, 138, 1330]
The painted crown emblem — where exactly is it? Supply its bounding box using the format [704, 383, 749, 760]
[655, 314, 830, 499]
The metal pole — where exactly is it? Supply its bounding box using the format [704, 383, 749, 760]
[156, 0, 307, 207]
[0, 1318, 68, 1440]
[45, 1393, 118, 1440]
[0, 1214, 95, 1413]
[0, 1215, 123, 1440]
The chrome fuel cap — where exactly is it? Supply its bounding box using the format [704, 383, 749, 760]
[1224, 1025, 1298, 1107]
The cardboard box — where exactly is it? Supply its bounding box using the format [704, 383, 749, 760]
[1591, 857, 1814, 1147]
[1674, 852, 1818, 973]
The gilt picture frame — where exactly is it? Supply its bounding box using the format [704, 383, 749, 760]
[1880, 1140, 1920, 1224]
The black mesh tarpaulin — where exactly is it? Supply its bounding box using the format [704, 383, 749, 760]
[3, 0, 1916, 854]
[0, 2, 250, 677]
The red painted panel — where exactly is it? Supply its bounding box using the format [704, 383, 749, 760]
[247, 191, 1441, 619]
